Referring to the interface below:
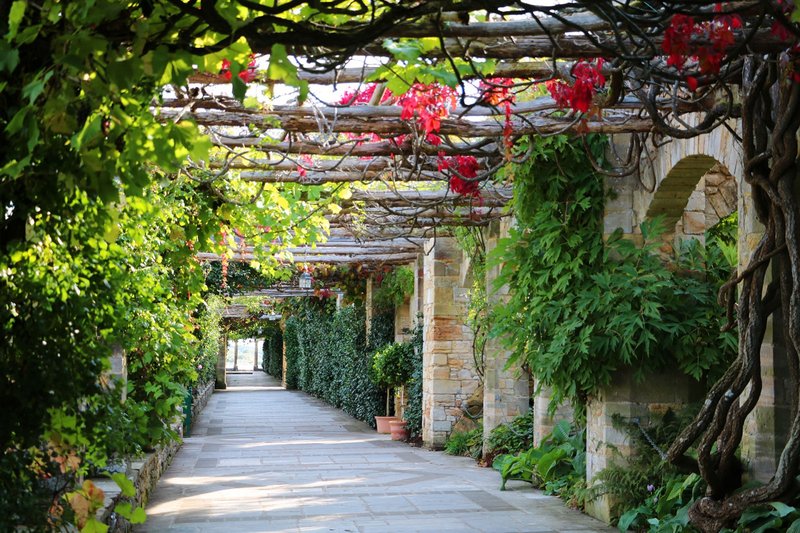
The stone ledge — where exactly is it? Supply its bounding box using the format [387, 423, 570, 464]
[96, 379, 215, 532]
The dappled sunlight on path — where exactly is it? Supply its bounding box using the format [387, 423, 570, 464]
[139, 372, 612, 532]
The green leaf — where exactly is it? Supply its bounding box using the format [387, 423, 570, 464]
[131, 506, 147, 524]
[114, 502, 133, 519]
[111, 472, 135, 497]
[0, 46, 20, 74]
[81, 518, 109, 533]
[771, 501, 797, 518]
[7, 0, 26, 39]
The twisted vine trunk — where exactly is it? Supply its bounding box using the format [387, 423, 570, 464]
[666, 55, 800, 532]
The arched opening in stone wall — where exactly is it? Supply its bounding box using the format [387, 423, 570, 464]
[644, 155, 737, 249]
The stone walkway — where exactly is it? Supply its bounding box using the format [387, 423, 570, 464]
[140, 372, 613, 533]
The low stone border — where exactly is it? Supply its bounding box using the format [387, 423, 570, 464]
[94, 379, 215, 532]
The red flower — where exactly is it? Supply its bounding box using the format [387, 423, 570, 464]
[546, 59, 605, 114]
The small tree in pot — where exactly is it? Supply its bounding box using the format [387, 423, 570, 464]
[371, 342, 414, 431]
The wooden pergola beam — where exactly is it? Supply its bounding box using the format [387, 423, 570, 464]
[189, 59, 578, 86]
[239, 169, 444, 183]
[168, 108, 653, 136]
[213, 138, 499, 157]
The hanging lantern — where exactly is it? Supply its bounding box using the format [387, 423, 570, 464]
[299, 271, 312, 290]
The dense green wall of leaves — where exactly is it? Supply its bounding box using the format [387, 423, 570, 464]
[490, 135, 736, 409]
[282, 301, 394, 427]
[262, 326, 284, 380]
[402, 321, 425, 438]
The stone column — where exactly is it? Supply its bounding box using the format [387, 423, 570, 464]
[533, 385, 573, 447]
[106, 344, 127, 402]
[585, 368, 703, 523]
[254, 338, 259, 371]
[482, 219, 530, 456]
[422, 238, 478, 448]
[365, 274, 374, 339]
[233, 339, 239, 371]
[739, 175, 791, 481]
[215, 335, 227, 390]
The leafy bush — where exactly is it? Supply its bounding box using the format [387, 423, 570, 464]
[402, 320, 424, 438]
[490, 134, 737, 410]
[487, 409, 534, 456]
[282, 301, 392, 427]
[445, 427, 484, 459]
[372, 342, 414, 388]
[493, 420, 586, 507]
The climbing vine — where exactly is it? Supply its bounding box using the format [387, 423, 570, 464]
[490, 135, 737, 410]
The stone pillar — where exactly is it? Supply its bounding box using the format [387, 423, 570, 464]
[254, 338, 259, 371]
[585, 368, 702, 523]
[233, 339, 239, 371]
[533, 385, 573, 447]
[739, 176, 791, 481]
[422, 238, 479, 448]
[105, 344, 127, 402]
[482, 219, 530, 456]
[365, 274, 374, 339]
[215, 335, 227, 390]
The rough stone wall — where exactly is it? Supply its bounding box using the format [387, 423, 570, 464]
[421, 237, 479, 448]
[532, 385, 572, 447]
[585, 369, 703, 523]
[482, 219, 530, 455]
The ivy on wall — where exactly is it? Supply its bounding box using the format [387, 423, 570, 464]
[262, 326, 284, 380]
[403, 320, 425, 439]
[282, 300, 394, 427]
[490, 135, 737, 410]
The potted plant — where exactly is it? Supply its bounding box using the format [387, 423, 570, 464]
[372, 342, 414, 434]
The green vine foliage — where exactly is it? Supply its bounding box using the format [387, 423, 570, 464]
[282, 300, 393, 427]
[490, 135, 737, 409]
[403, 319, 425, 438]
[262, 325, 284, 381]
[372, 266, 414, 311]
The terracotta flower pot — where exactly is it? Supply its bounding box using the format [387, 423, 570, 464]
[389, 419, 408, 441]
[375, 416, 400, 434]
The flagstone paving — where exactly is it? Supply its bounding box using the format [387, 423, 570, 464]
[139, 372, 613, 533]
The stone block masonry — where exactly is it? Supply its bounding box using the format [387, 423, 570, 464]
[422, 237, 480, 448]
[482, 219, 530, 456]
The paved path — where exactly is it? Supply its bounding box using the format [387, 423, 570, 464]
[140, 372, 612, 533]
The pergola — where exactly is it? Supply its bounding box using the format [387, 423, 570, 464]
[143, 3, 800, 529]
[164, 9, 782, 270]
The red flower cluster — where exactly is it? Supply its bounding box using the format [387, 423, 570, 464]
[545, 59, 606, 113]
[220, 56, 258, 83]
[439, 155, 481, 197]
[662, 6, 743, 89]
[398, 83, 457, 135]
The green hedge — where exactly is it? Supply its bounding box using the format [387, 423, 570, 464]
[403, 320, 424, 438]
[262, 326, 283, 380]
[283, 302, 394, 427]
